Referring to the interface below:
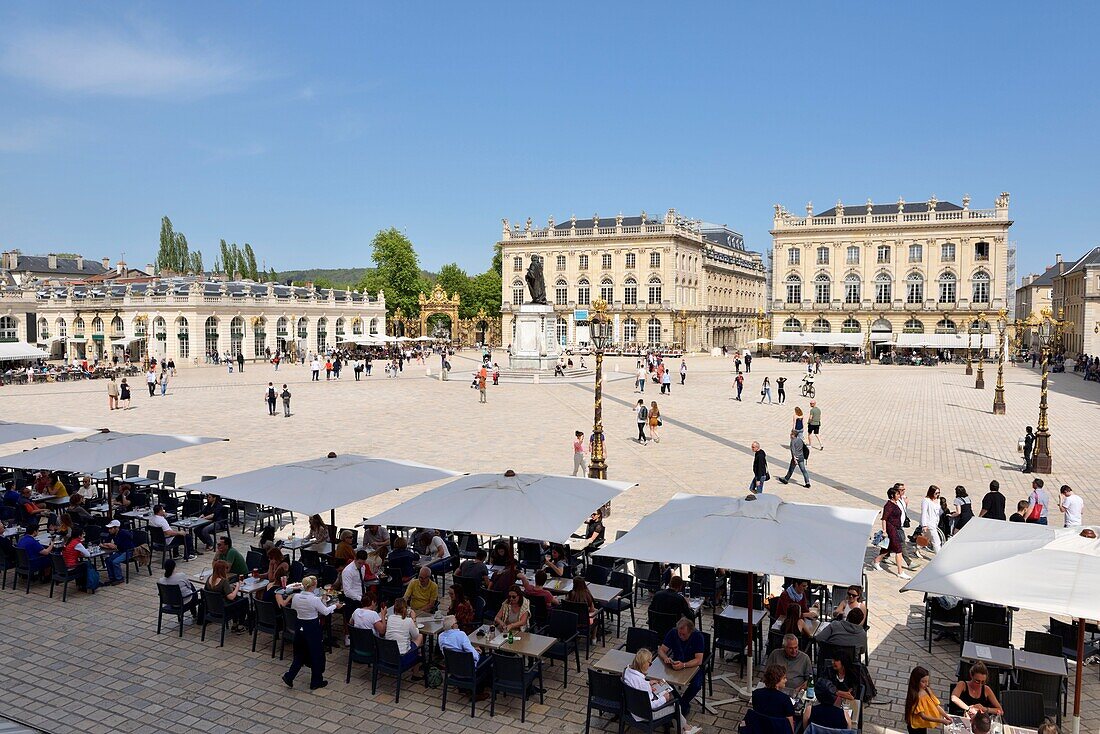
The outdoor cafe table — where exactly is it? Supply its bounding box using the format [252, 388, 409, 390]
[719, 605, 769, 655]
[280, 537, 333, 560]
[962, 640, 1014, 669]
[171, 517, 205, 531]
[468, 624, 556, 661]
[120, 508, 157, 526]
[1012, 648, 1068, 677]
[944, 714, 1035, 734]
[540, 578, 621, 604]
[592, 647, 697, 689]
[772, 615, 823, 637]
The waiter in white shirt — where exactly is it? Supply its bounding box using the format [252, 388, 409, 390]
[279, 576, 340, 690]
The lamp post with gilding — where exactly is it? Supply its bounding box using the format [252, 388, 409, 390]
[993, 309, 1007, 414]
[965, 319, 974, 375]
[588, 298, 609, 482]
[975, 312, 987, 389]
[1032, 309, 1055, 474]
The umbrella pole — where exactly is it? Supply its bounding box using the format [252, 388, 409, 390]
[106, 468, 113, 522]
[746, 572, 754, 692]
[1073, 617, 1084, 734]
[330, 508, 336, 543]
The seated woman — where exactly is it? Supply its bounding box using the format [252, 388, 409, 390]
[386, 537, 416, 583]
[623, 648, 696, 734]
[258, 546, 290, 600]
[778, 609, 812, 648]
[488, 540, 514, 568]
[543, 545, 569, 578]
[827, 653, 859, 702]
[566, 575, 598, 627]
[489, 558, 519, 593]
[833, 585, 866, 620]
[205, 559, 247, 632]
[333, 530, 356, 567]
[62, 527, 95, 591]
[447, 585, 476, 632]
[802, 679, 851, 730]
[350, 590, 386, 637]
[949, 662, 1004, 717]
[158, 558, 200, 619]
[306, 514, 329, 546]
[493, 587, 530, 633]
[750, 663, 795, 732]
[384, 598, 423, 679]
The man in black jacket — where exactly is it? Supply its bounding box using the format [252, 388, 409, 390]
[1022, 426, 1034, 473]
[750, 442, 768, 494]
[649, 575, 694, 620]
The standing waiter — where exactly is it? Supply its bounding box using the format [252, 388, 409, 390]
[279, 576, 341, 690]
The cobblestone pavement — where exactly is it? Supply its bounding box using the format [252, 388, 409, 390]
[0, 354, 1096, 734]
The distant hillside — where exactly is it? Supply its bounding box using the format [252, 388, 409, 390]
[276, 267, 440, 289]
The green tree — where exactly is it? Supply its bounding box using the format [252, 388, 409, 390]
[436, 262, 476, 317]
[243, 244, 258, 280]
[155, 216, 176, 273]
[189, 250, 204, 274]
[268, 267, 278, 283]
[357, 228, 424, 316]
[218, 240, 231, 275]
[174, 233, 189, 273]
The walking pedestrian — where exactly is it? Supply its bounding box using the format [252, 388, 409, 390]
[492, 363, 500, 385]
[776, 376, 787, 404]
[734, 371, 744, 401]
[814, 355, 821, 374]
[280, 575, 340, 690]
[280, 384, 292, 417]
[265, 382, 278, 416]
[950, 486, 973, 533]
[119, 378, 131, 409]
[478, 369, 487, 403]
[146, 368, 157, 397]
[679, 360, 687, 385]
[758, 376, 772, 404]
[777, 430, 811, 488]
[648, 401, 661, 442]
[1058, 485, 1083, 528]
[919, 486, 943, 556]
[634, 399, 648, 444]
[310, 357, 320, 381]
[735, 356, 742, 373]
[871, 486, 914, 579]
[572, 431, 588, 476]
[107, 376, 119, 410]
[750, 441, 768, 494]
[236, 351, 244, 373]
[324, 358, 333, 381]
[661, 367, 672, 394]
[168, 358, 176, 376]
[159, 370, 168, 396]
[744, 351, 752, 373]
[807, 401, 823, 450]
[635, 362, 646, 393]
[1021, 426, 1034, 473]
[1025, 478, 1049, 525]
[791, 406, 805, 441]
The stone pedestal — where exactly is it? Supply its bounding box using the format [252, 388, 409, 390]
[508, 304, 561, 371]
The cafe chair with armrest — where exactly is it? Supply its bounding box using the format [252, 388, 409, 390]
[0, 537, 15, 590]
[371, 637, 420, 703]
[584, 668, 622, 734]
[970, 601, 1012, 640]
[924, 597, 966, 653]
[490, 650, 542, 722]
[124, 464, 140, 478]
[601, 570, 636, 637]
[633, 560, 663, 598]
[739, 709, 795, 734]
[245, 550, 265, 573]
[161, 471, 176, 489]
[1023, 630, 1063, 657]
[148, 526, 173, 568]
[544, 609, 581, 687]
[13, 547, 37, 594]
[1015, 670, 1064, 724]
[527, 593, 550, 632]
[49, 553, 83, 602]
[480, 589, 507, 624]
[200, 591, 236, 648]
[287, 560, 305, 584]
[345, 626, 377, 683]
[298, 548, 323, 577]
[647, 609, 679, 642]
[621, 680, 682, 734]
[124, 529, 151, 581]
[968, 621, 1011, 648]
[252, 598, 282, 658]
[714, 615, 748, 678]
[441, 648, 493, 718]
[517, 540, 543, 571]
[279, 606, 298, 660]
[621, 627, 661, 655]
[583, 563, 612, 586]
[156, 582, 187, 638]
[1000, 689, 1046, 728]
[562, 600, 601, 658]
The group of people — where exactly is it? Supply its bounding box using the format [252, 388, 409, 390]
[633, 353, 688, 394]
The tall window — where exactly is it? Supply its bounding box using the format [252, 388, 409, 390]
[938, 272, 957, 303]
[625, 252, 636, 269]
[176, 317, 189, 358]
[56, 318, 67, 338]
[369, 318, 379, 335]
[555, 317, 568, 346]
[814, 273, 831, 303]
[555, 279, 568, 306]
[73, 317, 85, 336]
[844, 274, 861, 304]
[512, 281, 524, 305]
[352, 318, 363, 335]
[577, 278, 590, 305]
[816, 246, 829, 265]
[110, 316, 124, 336]
[906, 273, 924, 304]
[230, 317, 244, 355]
[783, 317, 802, 332]
[876, 245, 891, 264]
[975, 242, 990, 261]
[624, 277, 638, 305]
[846, 246, 859, 265]
[254, 318, 266, 357]
[600, 278, 614, 303]
[335, 317, 346, 337]
[811, 318, 830, 333]
[277, 317, 288, 337]
[841, 317, 860, 333]
[646, 317, 662, 345]
[297, 317, 308, 339]
[513, 256, 523, 271]
[936, 318, 957, 334]
[904, 318, 925, 333]
[316, 317, 327, 352]
[205, 316, 219, 354]
[972, 270, 990, 303]
[785, 274, 802, 304]
[941, 243, 956, 262]
[578, 254, 589, 270]
[0, 316, 16, 341]
[623, 318, 637, 343]
[909, 244, 923, 262]
[647, 277, 662, 304]
[92, 316, 104, 334]
[601, 253, 612, 269]
[874, 273, 892, 304]
[37, 318, 48, 338]
[788, 249, 801, 266]
[555, 254, 566, 271]
[649, 252, 661, 268]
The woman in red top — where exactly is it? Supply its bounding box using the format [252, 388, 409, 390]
[872, 487, 912, 579]
[62, 527, 94, 591]
[448, 585, 476, 632]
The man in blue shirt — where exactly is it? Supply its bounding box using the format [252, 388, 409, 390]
[16, 532, 52, 575]
[438, 615, 491, 698]
[101, 519, 134, 585]
[658, 617, 706, 717]
[386, 537, 417, 583]
[3, 482, 22, 507]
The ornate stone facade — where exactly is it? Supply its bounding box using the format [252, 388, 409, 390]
[768, 193, 1013, 352]
[1051, 246, 1100, 357]
[497, 209, 766, 352]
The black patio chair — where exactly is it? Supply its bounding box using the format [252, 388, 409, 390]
[585, 668, 623, 734]
[583, 563, 611, 586]
[252, 598, 282, 657]
[279, 606, 298, 660]
[125, 529, 151, 581]
[647, 609, 679, 642]
[969, 621, 1011, 648]
[13, 546, 37, 593]
[156, 582, 187, 637]
[544, 609, 581, 687]
[601, 570, 636, 637]
[1023, 630, 1063, 657]
[621, 680, 682, 733]
[201, 591, 236, 647]
[621, 626, 660, 654]
[346, 626, 377, 683]
[1015, 669, 1064, 724]
[441, 648, 493, 717]
[371, 637, 420, 703]
[490, 651, 542, 722]
[1000, 690, 1046, 728]
[49, 553, 83, 602]
[713, 614, 747, 677]
[925, 597, 966, 652]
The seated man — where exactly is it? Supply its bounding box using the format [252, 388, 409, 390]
[149, 504, 194, 560]
[456, 549, 490, 586]
[422, 529, 449, 575]
[361, 524, 389, 552]
[649, 575, 694, 619]
[657, 617, 706, 717]
[438, 614, 491, 699]
[775, 579, 819, 620]
[387, 537, 417, 583]
[571, 509, 606, 553]
[519, 569, 560, 608]
[764, 634, 813, 696]
[18, 487, 52, 531]
[2, 481, 22, 507]
[16, 531, 53, 578]
[214, 536, 248, 577]
[403, 567, 439, 614]
[815, 607, 868, 655]
[194, 493, 227, 552]
[100, 519, 135, 586]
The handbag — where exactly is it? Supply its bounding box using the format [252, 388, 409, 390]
[872, 530, 889, 549]
[1028, 497, 1043, 521]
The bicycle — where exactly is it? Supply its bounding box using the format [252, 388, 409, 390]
[800, 381, 815, 398]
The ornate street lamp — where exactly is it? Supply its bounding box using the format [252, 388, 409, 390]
[588, 298, 609, 483]
[864, 318, 872, 365]
[975, 312, 986, 389]
[1033, 309, 1054, 474]
[993, 309, 1007, 414]
[965, 319, 974, 375]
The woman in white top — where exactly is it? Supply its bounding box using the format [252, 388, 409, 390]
[622, 648, 697, 734]
[384, 598, 424, 677]
[157, 558, 200, 618]
[920, 485, 943, 555]
[279, 576, 340, 691]
[350, 590, 386, 637]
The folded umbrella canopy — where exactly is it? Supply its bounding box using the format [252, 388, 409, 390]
[370, 470, 635, 544]
[0, 421, 88, 446]
[179, 453, 462, 518]
[902, 518, 1100, 734]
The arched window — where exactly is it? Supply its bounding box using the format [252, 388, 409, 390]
[335, 317, 346, 336]
[91, 316, 104, 334]
[906, 272, 924, 304]
[253, 317, 266, 357]
[972, 270, 990, 303]
[352, 317, 363, 335]
[811, 318, 831, 333]
[903, 318, 925, 334]
[555, 278, 568, 306]
[369, 318, 379, 335]
[938, 271, 957, 304]
[841, 317, 861, 333]
[647, 277, 662, 304]
[316, 317, 328, 352]
[844, 274, 861, 304]
[555, 316, 568, 346]
[577, 278, 591, 306]
[0, 316, 16, 341]
[230, 316, 244, 355]
[600, 277, 614, 303]
[297, 317, 308, 339]
[276, 317, 288, 336]
[935, 318, 957, 334]
[512, 280, 524, 305]
[874, 272, 892, 304]
[783, 317, 802, 332]
[646, 317, 662, 345]
[55, 318, 67, 338]
[205, 316, 219, 354]
[785, 274, 801, 304]
[37, 317, 49, 339]
[133, 318, 147, 337]
[871, 318, 892, 333]
[624, 277, 638, 305]
[816, 246, 830, 265]
[73, 317, 85, 336]
[623, 317, 638, 343]
[110, 316, 124, 336]
[814, 273, 831, 304]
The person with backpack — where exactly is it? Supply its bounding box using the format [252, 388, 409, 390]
[265, 382, 278, 416]
[635, 399, 649, 444]
[280, 384, 292, 417]
[777, 429, 811, 488]
[1026, 478, 1049, 524]
[733, 371, 744, 401]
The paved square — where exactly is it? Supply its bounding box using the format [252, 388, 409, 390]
[1, 353, 1095, 734]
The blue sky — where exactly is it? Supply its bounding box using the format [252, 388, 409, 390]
[0, 2, 1096, 278]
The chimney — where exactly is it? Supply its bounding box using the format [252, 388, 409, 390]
[48, 254, 58, 270]
[76, 255, 84, 270]
[1055, 253, 1062, 264]
[116, 261, 125, 275]
[101, 257, 110, 270]
[146, 263, 154, 276]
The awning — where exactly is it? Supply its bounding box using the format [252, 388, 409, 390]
[36, 336, 65, 345]
[773, 333, 863, 347]
[894, 333, 998, 349]
[111, 337, 144, 348]
[0, 341, 49, 362]
[869, 332, 893, 342]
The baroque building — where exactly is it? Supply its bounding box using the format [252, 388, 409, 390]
[768, 193, 1013, 352]
[1050, 246, 1100, 357]
[498, 209, 766, 352]
[1015, 259, 1059, 351]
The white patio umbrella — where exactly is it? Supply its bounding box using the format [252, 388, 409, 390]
[747, 338, 773, 345]
[370, 470, 635, 544]
[413, 335, 435, 342]
[902, 519, 1100, 734]
[179, 452, 462, 527]
[0, 429, 228, 518]
[593, 492, 878, 691]
[0, 421, 89, 446]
